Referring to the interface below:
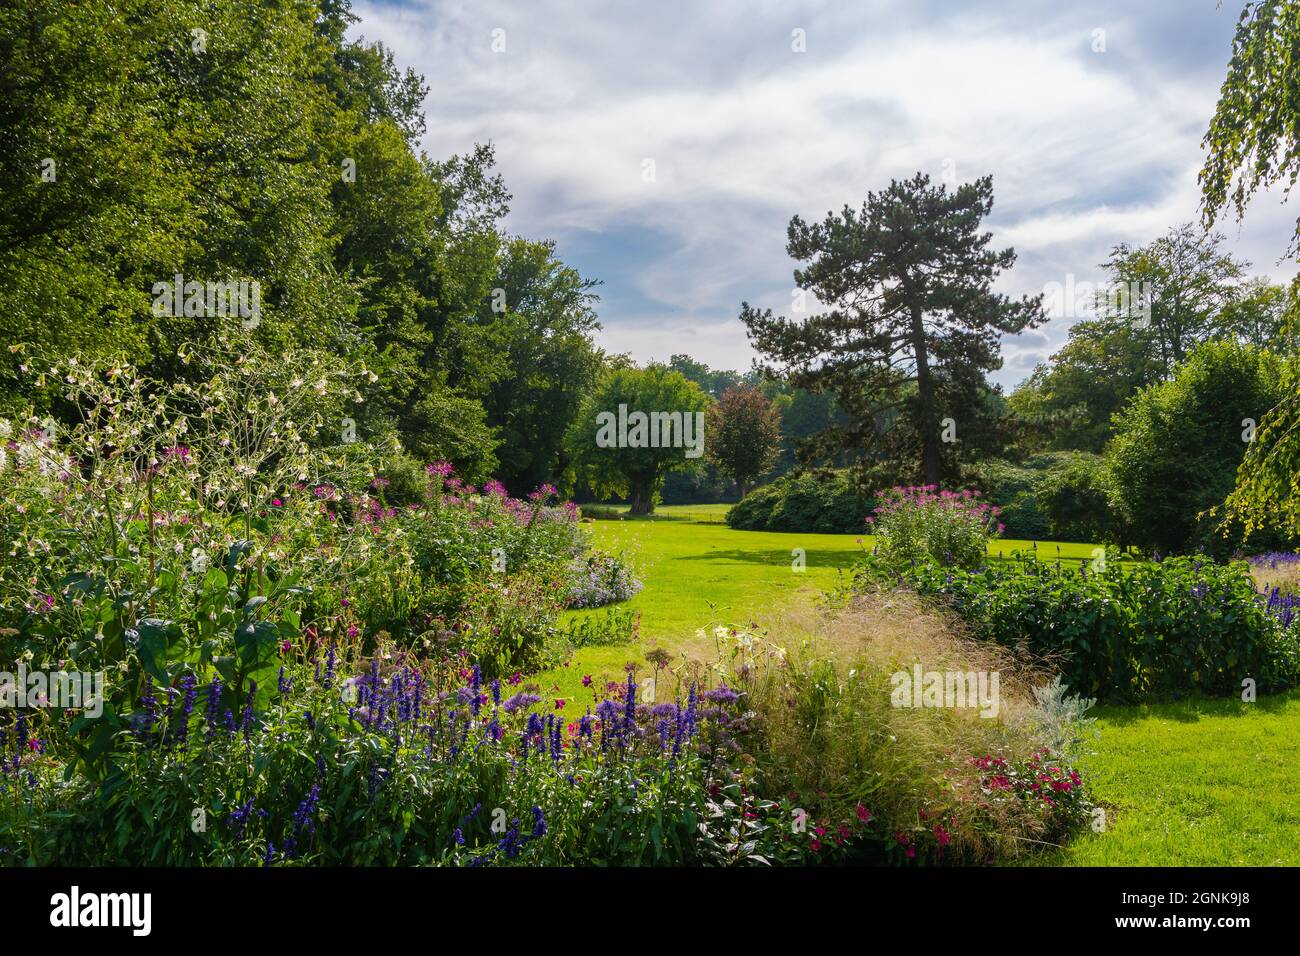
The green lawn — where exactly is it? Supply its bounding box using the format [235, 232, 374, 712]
[1044, 693, 1300, 866]
[579, 502, 734, 524]
[540, 515, 867, 704]
[534, 508, 1300, 865]
[568, 506, 1127, 645]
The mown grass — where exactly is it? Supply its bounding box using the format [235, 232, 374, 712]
[536, 510, 1300, 865]
[1041, 692, 1300, 866]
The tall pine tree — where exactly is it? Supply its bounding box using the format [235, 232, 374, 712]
[741, 173, 1044, 487]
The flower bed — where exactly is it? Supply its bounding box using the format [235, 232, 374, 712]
[879, 554, 1300, 701]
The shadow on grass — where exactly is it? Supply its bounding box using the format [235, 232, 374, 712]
[582, 513, 727, 525]
[674, 547, 866, 570]
[1091, 689, 1300, 727]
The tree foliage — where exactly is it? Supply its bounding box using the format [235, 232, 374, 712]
[0, 0, 603, 484]
[1107, 340, 1285, 555]
[741, 173, 1044, 487]
[1200, 0, 1300, 543]
[566, 365, 710, 514]
[705, 385, 783, 497]
[1201, 0, 1300, 254]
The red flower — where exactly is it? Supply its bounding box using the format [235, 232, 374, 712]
[855, 803, 872, 823]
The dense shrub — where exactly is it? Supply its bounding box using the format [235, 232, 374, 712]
[971, 453, 1114, 543]
[1035, 453, 1115, 544]
[1106, 340, 1286, 557]
[868, 485, 1001, 571]
[371, 447, 438, 507]
[969, 457, 1052, 539]
[726, 470, 869, 533]
[883, 555, 1300, 701]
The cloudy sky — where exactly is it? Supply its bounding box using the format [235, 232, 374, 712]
[352, 0, 1298, 389]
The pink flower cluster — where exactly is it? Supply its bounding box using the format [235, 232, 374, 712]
[867, 484, 1004, 534]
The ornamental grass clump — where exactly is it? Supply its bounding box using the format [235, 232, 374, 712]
[697, 594, 1095, 865]
[869, 485, 1001, 572]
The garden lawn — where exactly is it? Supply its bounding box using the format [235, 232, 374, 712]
[536, 509, 1300, 866]
[1037, 692, 1300, 866]
[540, 508, 1124, 717]
[538, 515, 868, 705]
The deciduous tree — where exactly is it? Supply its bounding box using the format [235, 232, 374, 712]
[706, 385, 782, 498]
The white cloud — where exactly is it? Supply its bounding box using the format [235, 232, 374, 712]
[355, 0, 1299, 388]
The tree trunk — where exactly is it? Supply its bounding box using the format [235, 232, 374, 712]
[910, 304, 942, 487]
[628, 476, 655, 515]
[737, 481, 751, 500]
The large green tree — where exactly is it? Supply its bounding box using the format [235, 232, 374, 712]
[1009, 223, 1253, 454]
[1009, 318, 1163, 454]
[706, 385, 782, 498]
[0, 0, 353, 406]
[1201, 0, 1300, 540]
[0, 0, 608, 484]
[1097, 223, 1248, 373]
[741, 174, 1044, 487]
[1106, 340, 1285, 555]
[1216, 277, 1298, 354]
[566, 364, 710, 514]
[477, 237, 604, 492]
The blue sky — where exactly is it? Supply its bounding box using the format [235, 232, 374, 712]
[353, 0, 1299, 389]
